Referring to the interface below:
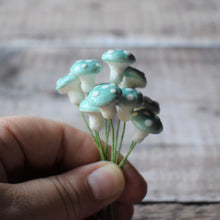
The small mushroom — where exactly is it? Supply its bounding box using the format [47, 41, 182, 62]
[70, 59, 103, 93]
[131, 109, 163, 143]
[87, 83, 122, 119]
[135, 96, 160, 114]
[79, 98, 104, 131]
[120, 66, 147, 88]
[101, 49, 136, 84]
[116, 88, 144, 122]
[56, 73, 84, 105]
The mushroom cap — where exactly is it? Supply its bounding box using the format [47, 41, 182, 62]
[122, 67, 147, 88]
[117, 88, 144, 108]
[56, 73, 79, 92]
[87, 83, 122, 107]
[79, 98, 100, 113]
[140, 96, 160, 114]
[101, 49, 136, 64]
[131, 109, 163, 134]
[70, 59, 103, 76]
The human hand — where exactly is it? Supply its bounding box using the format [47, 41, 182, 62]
[0, 116, 147, 220]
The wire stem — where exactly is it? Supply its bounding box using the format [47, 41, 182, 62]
[119, 141, 136, 168]
[116, 122, 126, 164]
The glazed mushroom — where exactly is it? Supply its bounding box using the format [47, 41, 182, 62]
[70, 59, 103, 93]
[116, 88, 144, 122]
[79, 98, 104, 131]
[56, 73, 84, 105]
[120, 66, 147, 88]
[101, 49, 136, 84]
[87, 83, 122, 119]
[135, 96, 160, 114]
[131, 109, 163, 143]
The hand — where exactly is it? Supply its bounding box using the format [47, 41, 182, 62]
[0, 116, 147, 220]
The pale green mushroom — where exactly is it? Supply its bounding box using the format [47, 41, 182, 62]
[131, 109, 163, 143]
[116, 88, 144, 122]
[70, 59, 103, 93]
[101, 49, 136, 84]
[79, 98, 104, 131]
[87, 83, 122, 119]
[120, 66, 147, 89]
[56, 73, 84, 105]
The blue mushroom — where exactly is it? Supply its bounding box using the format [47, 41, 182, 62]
[101, 49, 136, 84]
[70, 59, 103, 93]
[56, 73, 84, 105]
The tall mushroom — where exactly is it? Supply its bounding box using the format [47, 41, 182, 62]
[101, 49, 136, 84]
[131, 109, 163, 143]
[116, 88, 144, 122]
[70, 59, 103, 93]
[56, 73, 84, 105]
[79, 98, 104, 131]
[87, 83, 122, 119]
[120, 66, 147, 88]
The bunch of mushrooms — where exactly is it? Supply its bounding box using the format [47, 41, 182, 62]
[56, 49, 163, 166]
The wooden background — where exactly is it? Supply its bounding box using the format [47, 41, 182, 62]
[0, 0, 220, 219]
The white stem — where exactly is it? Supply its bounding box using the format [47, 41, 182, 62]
[132, 127, 149, 143]
[100, 104, 117, 119]
[67, 90, 84, 105]
[116, 106, 132, 122]
[108, 62, 129, 84]
[88, 112, 104, 131]
[78, 74, 96, 93]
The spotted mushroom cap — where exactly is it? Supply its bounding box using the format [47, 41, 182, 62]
[70, 59, 103, 76]
[56, 73, 79, 93]
[87, 83, 122, 107]
[117, 88, 144, 108]
[131, 109, 163, 134]
[121, 67, 147, 88]
[79, 98, 100, 113]
[101, 49, 136, 64]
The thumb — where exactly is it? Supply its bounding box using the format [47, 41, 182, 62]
[2, 162, 125, 220]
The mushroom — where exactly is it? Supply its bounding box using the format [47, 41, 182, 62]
[120, 66, 147, 88]
[70, 59, 103, 93]
[56, 73, 84, 105]
[101, 49, 136, 84]
[79, 98, 104, 131]
[87, 83, 122, 119]
[116, 88, 144, 122]
[135, 96, 160, 114]
[131, 109, 163, 143]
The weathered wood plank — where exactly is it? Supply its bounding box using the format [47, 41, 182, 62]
[133, 203, 220, 220]
[0, 0, 219, 43]
[0, 48, 219, 202]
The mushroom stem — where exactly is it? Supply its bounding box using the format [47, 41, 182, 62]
[67, 90, 84, 105]
[119, 141, 136, 167]
[108, 62, 130, 84]
[100, 104, 117, 119]
[78, 74, 96, 93]
[132, 127, 149, 143]
[88, 112, 104, 131]
[116, 106, 133, 122]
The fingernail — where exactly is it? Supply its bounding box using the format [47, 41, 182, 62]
[88, 163, 125, 200]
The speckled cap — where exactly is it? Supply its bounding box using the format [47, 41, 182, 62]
[87, 83, 122, 107]
[117, 88, 144, 108]
[70, 59, 103, 76]
[101, 49, 135, 64]
[140, 96, 160, 114]
[131, 109, 163, 134]
[79, 98, 100, 113]
[56, 73, 79, 93]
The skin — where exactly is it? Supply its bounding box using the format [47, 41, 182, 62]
[0, 116, 147, 220]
